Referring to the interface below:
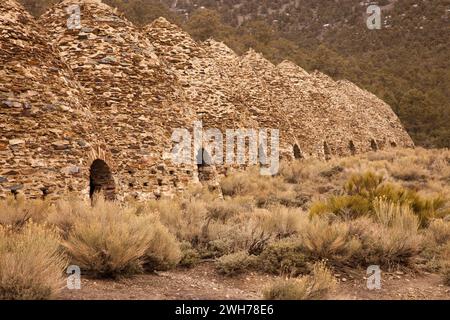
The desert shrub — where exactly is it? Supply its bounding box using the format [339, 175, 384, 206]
[309, 195, 371, 218]
[216, 251, 257, 276]
[259, 206, 307, 238]
[375, 184, 448, 226]
[220, 173, 249, 197]
[390, 162, 429, 182]
[206, 199, 245, 222]
[349, 201, 422, 267]
[0, 223, 67, 300]
[179, 200, 209, 244]
[344, 171, 384, 198]
[443, 266, 450, 286]
[443, 245, 450, 287]
[220, 169, 287, 202]
[0, 195, 50, 229]
[144, 199, 183, 235]
[144, 222, 182, 272]
[179, 241, 201, 268]
[200, 239, 234, 258]
[297, 217, 362, 265]
[258, 239, 308, 276]
[263, 262, 336, 300]
[425, 219, 450, 247]
[46, 197, 90, 237]
[311, 172, 449, 226]
[63, 199, 154, 278]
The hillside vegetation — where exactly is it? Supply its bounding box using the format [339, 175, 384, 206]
[19, 0, 450, 148]
[1, 148, 449, 299]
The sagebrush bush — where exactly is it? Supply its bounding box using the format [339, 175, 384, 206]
[311, 171, 449, 226]
[440, 243, 450, 286]
[216, 251, 257, 276]
[258, 239, 308, 276]
[0, 195, 50, 229]
[297, 217, 361, 265]
[263, 262, 336, 300]
[259, 206, 306, 238]
[443, 267, 450, 286]
[63, 199, 155, 278]
[425, 219, 450, 247]
[0, 223, 67, 300]
[349, 201, 422, 267]
[47, 197, 90, 237]
[309, 195, 371, 218]
[144, 199, 183, 235]
[178, 241, 201, 268]
[144, 222, 182, 272]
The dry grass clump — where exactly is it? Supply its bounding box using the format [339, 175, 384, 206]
[0, 195, 50, 229]
[263, 262, 336, 300]
[348, 200, 422, 267]
[143, 199, 183, 235]
[216, 251, 257, 276]
[46, 196, 90, 237]
[63, 199, 156, 278]
[297, 216, 361, 265]
[425, 219, 450, 246]
[144, 222, 182, 272]
[0, 223, 67, 300]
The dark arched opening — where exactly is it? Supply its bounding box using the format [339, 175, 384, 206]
[293, 144, 303, 159]
[390, 140, 397, 148]
[349, 140, 356, 156]
[370, 139, 378, 151]
[89, 159, 116, 200]
[196, 148, 213, 182]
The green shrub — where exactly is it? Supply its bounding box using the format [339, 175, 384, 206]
[310, 195, 371, 218]
[312, 172, 449, 226]
[344, 172, 384, 198]
[0, 223, 67, 300]
[263, 262, 336, 300]
[216, 251, 257, 276]
[179, 241, 201, 268]
[259, 239, 308, 276]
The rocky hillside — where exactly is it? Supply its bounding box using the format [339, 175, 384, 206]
[18, 1, 449, 148]
[160, 0, 449, 148]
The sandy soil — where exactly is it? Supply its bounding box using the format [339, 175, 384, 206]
[58, 262, 449, 300]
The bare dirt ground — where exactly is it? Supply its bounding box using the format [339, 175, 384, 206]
[59, 262, 449, 300]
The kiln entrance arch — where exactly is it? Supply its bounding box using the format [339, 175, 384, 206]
[293, 144, 303, 159]
[196, 148, 212, 182]
[89, 159, 116, 200]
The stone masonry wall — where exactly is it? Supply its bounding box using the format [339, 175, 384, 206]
[0, 0, 414, 200]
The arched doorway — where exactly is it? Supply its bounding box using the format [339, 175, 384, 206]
[370, 139, 378, 151]
[196, 148, 213, 182]
[293, 144, 303, 159]
[349, 140, 356, 155]
[89, 159, 116, 200]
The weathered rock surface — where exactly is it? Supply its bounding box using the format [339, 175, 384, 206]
[0, 0, 102, 200]
[39, 0, 196, 200]
[0, 0, 414, 200]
